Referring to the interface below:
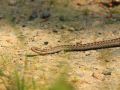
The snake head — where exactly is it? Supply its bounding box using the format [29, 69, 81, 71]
[31, 47, 42, 53]
[31, 47, 49, 55]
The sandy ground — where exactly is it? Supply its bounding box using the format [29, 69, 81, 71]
[0, 19, 120, 90]
[0, 0, 120, 90]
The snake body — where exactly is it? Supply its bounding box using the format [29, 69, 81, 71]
[31, 38, 120, 55]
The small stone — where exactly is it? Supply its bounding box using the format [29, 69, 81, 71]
[75, 28, 79, 31]
[59, 16, 65, 21]
[43, 25, 48, 29]
[41, 9, 51, 19]
[44, 42, 48, 45]
[92, 71, 105, 80]
[102, 70, 112, 75]
[53, 29, 58, 33]
[0, 14, 4, 20]
[30, 0, 35, 2]
[8, 0, 17, 6]
[98, 32, 102, 35]
[60, 25, 68, 29]
[22, 24, 26, 27]
[84, 51, 91, 56]
[80, 27, 85, 30]
[29, 11, 38, 21]
[68, 27, 75, 31]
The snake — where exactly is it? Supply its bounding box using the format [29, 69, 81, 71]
[31, 38, 120, 55]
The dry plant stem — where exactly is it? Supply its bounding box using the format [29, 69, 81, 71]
[31, 38, 120, 55]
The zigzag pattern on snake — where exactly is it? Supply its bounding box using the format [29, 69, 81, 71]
[31, 38, 120, 55]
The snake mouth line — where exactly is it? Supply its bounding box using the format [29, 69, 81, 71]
[31, 38, 120, 55]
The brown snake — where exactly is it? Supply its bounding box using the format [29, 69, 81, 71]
[31, 38, 120, 55]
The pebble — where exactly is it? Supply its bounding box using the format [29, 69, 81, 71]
[92, 71, 105, 80]
[44, 41, 48, 45]
[22, 24, 26, 27]
[29, 11, 38, 21]
[98, 32, 102, 35]
[0, 14, 4, 20]
[58, 40, 61, 42]
[59, 16, 65, 21]
[60, 25, 68, 29]
[84, 51, 92, 56]
[52, 29, 58, 33]
[41, 9, 51, 19]
[102, 70, 112, 75]
[68, 27, 75, 31]
[30, 0, 35, 2]
[8, 0, 17, 6]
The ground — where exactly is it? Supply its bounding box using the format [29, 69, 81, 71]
[0, 0, 120, 90]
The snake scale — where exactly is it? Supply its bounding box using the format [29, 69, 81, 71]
[31, 38, 120, 55]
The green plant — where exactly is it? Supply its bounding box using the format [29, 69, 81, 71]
[4, 70, 28, 90]
[32, 77, 36, 90]
[48, 75, 75, 90]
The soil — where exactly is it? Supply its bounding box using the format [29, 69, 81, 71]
[0, 0, 120, 90]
